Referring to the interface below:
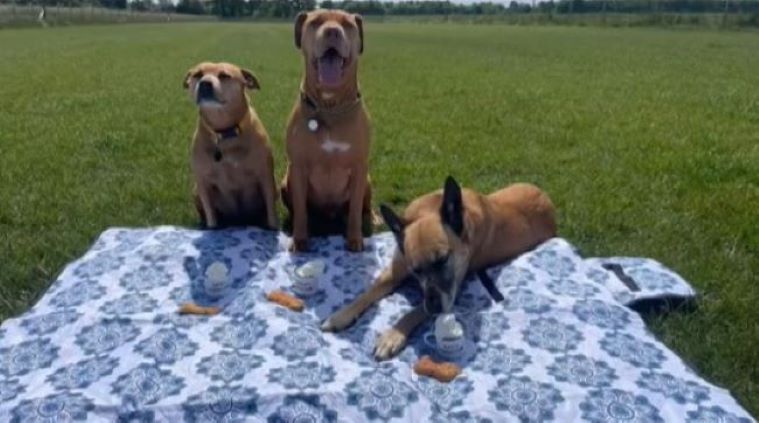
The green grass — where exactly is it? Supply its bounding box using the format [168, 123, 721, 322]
[0, 5, 211, 28]
[0, 22, 757, 413]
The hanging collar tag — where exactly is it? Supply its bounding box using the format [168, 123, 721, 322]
[300, 91, 362, 134]
[210, 124, 241, 162]
[307, 118, 319, 132]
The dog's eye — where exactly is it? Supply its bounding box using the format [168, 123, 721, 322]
[193, 71, 203, 79]
[218, 72, 230, 80]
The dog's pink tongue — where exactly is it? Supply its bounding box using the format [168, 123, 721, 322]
[318, 55, 343, 87]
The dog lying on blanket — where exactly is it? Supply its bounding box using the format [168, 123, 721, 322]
[322, 176, 557, 360]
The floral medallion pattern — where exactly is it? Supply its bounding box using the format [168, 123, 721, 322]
[487, 376, 564, 422]
[547, 354, 617, 388]
[196, 350, 264, 383]
[345, 369, 419, 420]
[579, 388, 664, 423]
[267, 361, 336, 390]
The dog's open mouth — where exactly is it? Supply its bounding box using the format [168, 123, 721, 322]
[315, 48, 348, 87]
[196, 82, 223, 107]
[197, 98, 224, 109]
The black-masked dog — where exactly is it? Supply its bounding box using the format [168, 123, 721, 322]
[321, 176, 557, 360]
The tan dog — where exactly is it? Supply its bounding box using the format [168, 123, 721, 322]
[282, 9, 372, 252]
[183, 62, 278, 229]
[322, 176, 557, 360]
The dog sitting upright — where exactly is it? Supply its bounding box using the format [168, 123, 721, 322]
[322, 177, 557, 360]
[184, 62, 278, 229]
[282, 10, 372, 252]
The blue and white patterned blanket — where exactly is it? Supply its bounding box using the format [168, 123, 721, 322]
[0, 227, 753, 422]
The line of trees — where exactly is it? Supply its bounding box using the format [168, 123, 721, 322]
[545, 1, 759, 14]
[187, 0, 759, 17]
[3, 0, 757, 17]
[325, 1, 759, 16]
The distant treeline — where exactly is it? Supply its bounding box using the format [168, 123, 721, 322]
[3, 0, 758, 18]
[183, 0, 759, 18]
[321, 1, 759, 16]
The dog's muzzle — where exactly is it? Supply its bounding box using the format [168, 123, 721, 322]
[196, 81, 216, 103]
[423, 294, 443, 315]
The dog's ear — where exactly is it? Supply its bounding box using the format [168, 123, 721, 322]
[182, 69, 193, 89]
[354, 14, 364, 54]
[240, 68, 260, 90]
[294, 12, 308, 49]
[440, 176, 464, 237]
[380, 204, 405, 252]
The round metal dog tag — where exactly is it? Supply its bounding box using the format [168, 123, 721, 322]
[307, 119, 319, 132]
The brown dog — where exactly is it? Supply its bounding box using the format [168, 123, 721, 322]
[322, 176, 557, 360]
[282, 10, 372, 252]
[183, 62, 278, 229]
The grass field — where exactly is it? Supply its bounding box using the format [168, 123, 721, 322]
[0, 5, 209, 28]
[0, 22, 757, 413]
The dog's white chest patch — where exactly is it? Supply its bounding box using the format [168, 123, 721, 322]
[321, 138, 351, 154]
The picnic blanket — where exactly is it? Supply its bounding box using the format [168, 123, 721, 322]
[0, 227, 753, 422]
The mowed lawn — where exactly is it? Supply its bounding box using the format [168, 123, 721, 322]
[0, 22, 757, 412]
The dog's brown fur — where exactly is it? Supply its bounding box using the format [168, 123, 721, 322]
[184, 62, 278, 229]
[282, 9, 372, 252]
[322, 177, 557, 360]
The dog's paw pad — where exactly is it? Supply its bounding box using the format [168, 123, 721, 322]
[321, 311, 354, 332]
[374, 329, 407, 361]
[346, 239, 364, 252]
[289, 239, 309, 253]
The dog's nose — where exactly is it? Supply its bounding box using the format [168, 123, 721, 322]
[197, 80, 214, 101]
[324, 27, 341, 40]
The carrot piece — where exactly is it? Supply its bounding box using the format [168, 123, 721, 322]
[414, 355, 461, 383]
[178, 303, 221, 316]
[267, 290, 304, 312]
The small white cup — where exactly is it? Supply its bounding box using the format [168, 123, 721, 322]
[204, 278, 225, 298]
[435, 314, 465, 357]
[438, 335, 465, 356]
[291, 260, 325, 297]
[204, 262, 228, 299]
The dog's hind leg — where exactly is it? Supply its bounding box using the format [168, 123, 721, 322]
[261, 157, 280, 230]
[287, 166, 310, 252]
[345, 167, 369, 252]
[321, 255, 409, 332]
[374, 305, 428, 361]
[193, 192, 207, 228]
[361, 181, 375, 237]
[196, 184, 218, 229]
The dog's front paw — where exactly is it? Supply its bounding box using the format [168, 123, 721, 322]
[320, 308, 357, 333]
[346, 236, 364, 252]
[289, 238, 309, 253]
[374, 328, 407, 361]
[267, 216, 280, 231]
